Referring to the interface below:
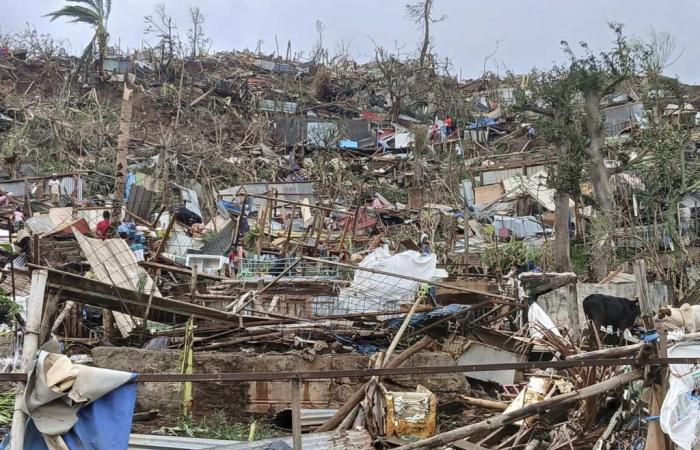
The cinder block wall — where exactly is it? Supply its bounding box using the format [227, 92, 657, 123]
[91, 347, 467, 415]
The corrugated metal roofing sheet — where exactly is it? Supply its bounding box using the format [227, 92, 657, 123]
[129, 433, 237, 450]
[25, 215, 57, 235]
[206, 430, 372, 450]
[75, 230, 161, 337]
[127, 184, 155, 220]
[167, 232, 205, 258]
[0, 181, 25, 196]
[200, 220, 234, 256]
[219, 182, 316, 212]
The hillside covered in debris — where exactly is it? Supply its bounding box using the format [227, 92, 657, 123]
[1, 1, 700, 450]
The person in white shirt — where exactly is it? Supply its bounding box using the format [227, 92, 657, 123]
[47, 173, 61, 205]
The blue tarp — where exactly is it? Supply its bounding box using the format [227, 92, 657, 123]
[338, 139, 359, 149]
[467, 118, 497, 130]
[385, 304, 468, 330]
[124, 172, 136, 201]
[3, 375, 137, 450]
[331, 333, 380, 354]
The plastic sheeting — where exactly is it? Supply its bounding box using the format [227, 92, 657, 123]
[528, 302, 561, 339]
[386, 304, 466, 329]
[336, 247, 436, 314]
[492, 215, 544, 238]
[4, 350, 137, 450]
[660, 342, 700, 450]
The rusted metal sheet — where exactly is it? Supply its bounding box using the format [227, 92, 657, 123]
[126, 184, 155, 220]
[385, 385, 437, 440]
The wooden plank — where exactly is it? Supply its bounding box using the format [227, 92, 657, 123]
[451, 440, 491, 450]
[10, 269, 47, 450]
[474, 184, 504, 205]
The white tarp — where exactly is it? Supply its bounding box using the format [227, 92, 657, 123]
[528, 303, 561, 339]
[336, 247, 436, 314]
[502, 171, 574, 212]
[22, 350, 134, 437]
[660, 341, 700, 450]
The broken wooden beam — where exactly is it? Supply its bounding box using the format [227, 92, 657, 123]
[395, 369, 643, 450]
[139, 260, 228, 281]
[315, 336, 433, 432]
[459, 395, 508, 411]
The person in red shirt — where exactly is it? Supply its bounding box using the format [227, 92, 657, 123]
[95, 211, 111, 240]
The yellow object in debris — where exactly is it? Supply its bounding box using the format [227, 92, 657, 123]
[384, 385, 437, 440]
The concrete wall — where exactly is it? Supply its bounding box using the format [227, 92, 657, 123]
[536, 281, 672, 331]
[91, 347, 467, 416]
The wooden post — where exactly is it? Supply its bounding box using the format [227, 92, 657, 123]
[232, 195, 247, 247]
[282, 206, 298, 255]
[565, 280, 580, 340]
[189, 266, 198, 303]
[151, 213, 177, 262]
[291, 377, 302, 450]
[633, 259, 654, 329]
[315, 336, 433, 432]
[10, 269, 47, 450]
[112, 83, 134, 224]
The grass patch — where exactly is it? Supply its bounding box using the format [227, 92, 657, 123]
[157, 412, 284, 441]
[570, 244, 588, 277]
[0, 390, 15, 425]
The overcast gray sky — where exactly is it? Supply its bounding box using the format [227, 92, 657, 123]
[1, 0, 699, 83]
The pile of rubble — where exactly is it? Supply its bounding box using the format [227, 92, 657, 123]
[1, 27, 700, 450]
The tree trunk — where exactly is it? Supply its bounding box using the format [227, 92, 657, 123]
[582, 88, 615, 280]
[554, 190, 571, 272]
[419, 0, 431, 68]
[113, 83, 133, 224]
[97, 26, 107, 76]
[582, 89, 614, 210]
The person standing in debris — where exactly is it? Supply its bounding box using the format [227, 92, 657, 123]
[48, 173, 61, 205]
[527, 125, 536, 140]
[318, 240, 328, 258]
[128, 236, 145, 261]
[12, 207, 24, 231]
[444, 116, 454, 136]
[95, 211, 111, 240]
[420, 233, 430, 256]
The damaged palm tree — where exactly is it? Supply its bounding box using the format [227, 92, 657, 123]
[45, 0, 112, 77]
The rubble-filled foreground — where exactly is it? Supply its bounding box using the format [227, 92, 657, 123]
[1, 22, 700, 450]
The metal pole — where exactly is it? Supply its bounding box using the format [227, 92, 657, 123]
[8, 218, 15, 303]
[291, 377, 302, 450]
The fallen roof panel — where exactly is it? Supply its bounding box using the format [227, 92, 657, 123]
[35, 265, 240, 325]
